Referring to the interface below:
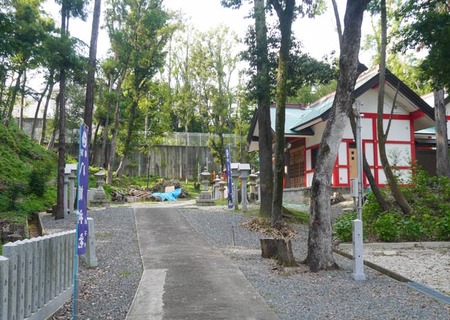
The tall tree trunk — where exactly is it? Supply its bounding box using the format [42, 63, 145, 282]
[116, 95, 138, 178]
[107, 99, 120, 184]
[331, 0, 390, 213]
[55, 6, 68, 220]
[41, 74, 55, 145]
[434, 89, 450, 178]
[47, 96, 58, 150]
[19, 70, 27, 130]
[6, 69, 23, 125]
[270, 0, 295, 229]
[32, 82, 49, 141]
[376, 0, 412, 215]
[254, 0, 273, 217]
[305, 0, 370, 272]
[84, 0, 101, 150]
[101, 113, 110, 168]
[106, 73, 124, 184]
[91, 122, 100, 165]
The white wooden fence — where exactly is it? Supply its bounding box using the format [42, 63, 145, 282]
[0, 230, 75, 320]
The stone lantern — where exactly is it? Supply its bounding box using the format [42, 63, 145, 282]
[89, 168, 110, 208]
[94, 168, 106, 191]
[63, 166, 71, 218]
[256, 171, 260, 203]
[248, 170, 258, 202]
[195, 167, 215, 206]
[238, 163, 251, 212]
[219, 180, 227, 200]
[231, 163, 240, 210]
[66, 163, 78, 215]
[213, 177, 221, 199]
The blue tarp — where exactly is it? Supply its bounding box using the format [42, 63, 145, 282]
[152, 188, 182, 201]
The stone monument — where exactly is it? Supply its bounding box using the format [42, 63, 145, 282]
[195, 167, 215, 206]
[88, 168, 110, 208]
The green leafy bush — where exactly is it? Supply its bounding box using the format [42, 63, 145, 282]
[28, 168, 48, 197]
[334, 211, 357, 242]
[398, 216, 423, 241]
[358, 169, 450, 242]
[436, 212, 450, 240]
[373, 212, 399, 242]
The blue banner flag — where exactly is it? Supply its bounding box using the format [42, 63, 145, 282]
[76, 125, 89, 255]
[225, 146, 233, 208]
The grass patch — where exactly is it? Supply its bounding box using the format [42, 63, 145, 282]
[96, 232, 113, 240]
[282, 207, 309, 225]
[118, 270, 132, 278]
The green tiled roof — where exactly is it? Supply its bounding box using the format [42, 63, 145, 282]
[270, 107, 310, 135]
[288, 69, 379, 132]
[415, 127, 435, 135]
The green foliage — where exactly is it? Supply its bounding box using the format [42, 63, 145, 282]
[398, 215, 423, 241]
[373, 212, 399, 242]
[436, 211, 450, 240]
[352, 169, 450, 242]
[334, 212, 357, 242]
[28, 162, 53, 197]
[0, 123, 57, 222]
[1, 181, 26, 211]
[395, 0, 450, 89]
[362, 189, 386, 225]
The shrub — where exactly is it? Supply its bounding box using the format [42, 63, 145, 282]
[28, 169, 47, 197]
[436, 212, 450, 241]
[362, 190, 386, 224]
[334, 211, 357, 242]
[373, 212, 399, 242]
[398, 216, 423, 241]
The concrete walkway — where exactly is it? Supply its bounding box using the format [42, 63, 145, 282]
[126, 207, 279, 320]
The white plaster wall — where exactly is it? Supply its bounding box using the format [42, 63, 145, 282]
[379, 143, 412, 166]
[377, 169, 387, 184]
[377, 168, 412, 185]
[383, 119, 411, 141]
[307, 172, 314, 187]
[383, 95, 409, 115]
[306, 149, 311, 170]
[338, 168, 348, 185]
[342, 118, 353, 139]
[361, 118, 374, 140]
[338, 143, 347, 165]
[365, 142, 375, 166]
[358, 90, 377, 113]
[306, 122, 327, 147]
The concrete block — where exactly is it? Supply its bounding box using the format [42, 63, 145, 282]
[16, 240, 25, 319]
[82, 218, 98, 268]
[43, 235, 51, 304]
[55, 235, 61, 294]
[23, 240, 32, 317]
[49, 236, 57, 300]
[37, 237, 45, 308]
[2, 242, 18, 320]
[29, 238, 39, 313]
[0, 256, 9, 320]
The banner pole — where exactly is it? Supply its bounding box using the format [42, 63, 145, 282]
[72, 124, 90, 319]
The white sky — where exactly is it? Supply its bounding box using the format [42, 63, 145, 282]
[62, 0, 372, 64]
[26, 0, 372, 118]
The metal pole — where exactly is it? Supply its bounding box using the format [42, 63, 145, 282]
[352, 100, 366, 281]
[356, 102, 364, 221]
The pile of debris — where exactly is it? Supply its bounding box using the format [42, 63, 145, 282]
[110, 179, 189, 203]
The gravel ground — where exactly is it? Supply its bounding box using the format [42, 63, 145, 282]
[41, 207, 142, 320]
[356, 246, 450, 296]
[40, 203, 450, 320]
